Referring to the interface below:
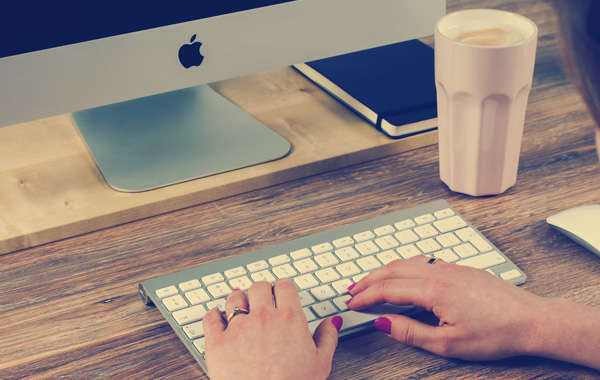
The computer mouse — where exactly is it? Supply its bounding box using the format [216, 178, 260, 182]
[546, 204, 600, 258]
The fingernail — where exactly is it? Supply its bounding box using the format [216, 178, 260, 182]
[374, 317, 392, 334]
[232, 288, 240, 292]
[347, 283, 356, 292]
[344, 297, 353, 305]
[332, 316, 343, 332]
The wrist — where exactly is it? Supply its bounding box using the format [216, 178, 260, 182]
[521, 297, 600, 369]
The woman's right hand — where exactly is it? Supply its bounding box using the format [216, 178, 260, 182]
[346, 255, 549, 361]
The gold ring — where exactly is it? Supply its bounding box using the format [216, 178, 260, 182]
[226, 306, 249, 324]
[427, 257, 440, 265]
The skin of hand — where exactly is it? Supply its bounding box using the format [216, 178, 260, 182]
[203, 279, 342, 380]
[347, 255, 600, 369]
[346, 255, 549, 361]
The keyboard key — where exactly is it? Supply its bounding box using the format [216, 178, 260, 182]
[414, 224, 439, 239]
[311, 285, 337, 301]
[247, 260, 269, 273]
[173, 304, 207, 325]
[377, 250, 401, 265]
[456, 227, 477, 242]
[415, 213, 435, 224]
[395, 230, 419, 244]
[185, 288, 211, 305]
[178, 280, 201, 292]
[394, 219, 416, 231]
[397, 244, 421, 259]
[332, 236, 354, 248]
[314, 252, 339, 268]
[434, 215, 468, 233]
[162, 295, 187, 312]
[353, 272, 370, 282]
[457, 251, 506, 269]
[229, 276, 253, 291]
[333, 295, 352, 311]
[417, 238, 442, 254]
[356, 256, 382, 272]
[436, 232, 461, 248]
[156, 286, 178, 299]
[374, 225, 395, 236]
[336, 262, 361, 278]
[224, 266, 247, 279]
[290, 248, 312, 260]
[250, 270, 276, 283]
[206, 299, 226, 313]
[207, 282, 232, 299]
[374, 235, 400, 250]
[294, 258, 319, 274]
[294, 273, 319, 290]
[500, 269, 522, 281]
[353, 231, 375, 242]
[272, 264, 298, 279]
[331, 278, 353, 295]
[269, 254, 290, 266]
[311, 301, 337, 318]
[334, 246, 360, 262]
[183, 321, 205, 339]
[355, 241, 380, 256]
[454, 243, 479, 259]
[202, 273, 225, 286]
[312, 242, 334, 254]
[434, 208, 455, 219]
[315, 267, 341, 283]
[433, 249, 459, 263]
[469, 236, 493, 253]
[298, 290, 315, 306]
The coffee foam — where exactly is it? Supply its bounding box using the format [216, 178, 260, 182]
[455, 27, 525, 46]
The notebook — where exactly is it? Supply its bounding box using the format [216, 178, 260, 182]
[293, 39, 438, 138]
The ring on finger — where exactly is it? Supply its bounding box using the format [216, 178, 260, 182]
[226, 306, 249, 324]
[427, 257, 441, 265]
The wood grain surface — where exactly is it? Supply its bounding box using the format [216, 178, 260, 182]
[0, 59, 437, 255]
[2, 0, 600, 379]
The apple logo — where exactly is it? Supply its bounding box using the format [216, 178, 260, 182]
[178, 34, 204, 68]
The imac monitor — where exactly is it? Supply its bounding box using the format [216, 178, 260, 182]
[0, 0, 446, 192]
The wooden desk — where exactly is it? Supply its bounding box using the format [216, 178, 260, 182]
[1, 0, 600, 378]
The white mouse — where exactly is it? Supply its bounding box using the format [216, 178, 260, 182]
[546, 204, 600, 257]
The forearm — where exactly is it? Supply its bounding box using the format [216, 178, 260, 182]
[527, 297, 600, 370]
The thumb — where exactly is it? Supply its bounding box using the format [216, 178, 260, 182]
[313, 316, 342, 362]
[377, 314, 445, 355]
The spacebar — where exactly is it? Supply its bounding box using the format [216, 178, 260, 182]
[308, 304, 416, 335]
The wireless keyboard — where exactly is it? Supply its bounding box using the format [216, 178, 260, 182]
[139, 199, 526, 374]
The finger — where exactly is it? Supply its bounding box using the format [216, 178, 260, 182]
[349, 256, 436, 296]
[313, 316, 341, 365]
[203, 307, 226, 346]
[380, 314, 450, 357]
[272, 278, 302, 310]
[247, 281, 275, 310]
[346, 278, 424, 310]
[225, 288, 250, 318]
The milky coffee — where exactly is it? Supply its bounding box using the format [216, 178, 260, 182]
[455, 27, 525, 46]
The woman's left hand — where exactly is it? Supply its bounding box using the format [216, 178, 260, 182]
[203, 279, 342, 380]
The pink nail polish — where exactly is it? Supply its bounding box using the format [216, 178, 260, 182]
[332, 316, 343, 332]
[232, 288, 240, 292]
[344, 297, 353, 305]
[374, 317, 392, 334]
[347, 283, 356, 292]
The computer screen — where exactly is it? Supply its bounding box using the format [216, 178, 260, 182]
[0, 0, 445, 191]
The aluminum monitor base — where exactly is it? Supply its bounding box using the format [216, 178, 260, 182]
[72, 85, 292, 192]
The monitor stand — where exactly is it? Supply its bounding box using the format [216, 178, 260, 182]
[72, 85, 292, 192]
